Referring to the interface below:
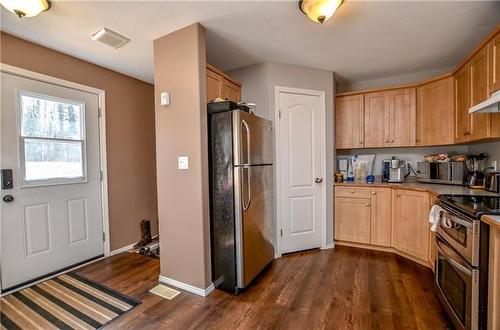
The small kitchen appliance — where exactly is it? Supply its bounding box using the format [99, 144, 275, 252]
[416, 161, 467, 185]
[484, 172, 500, 193]
[466, 154, 487, 188]
[388, 158, 407, 183]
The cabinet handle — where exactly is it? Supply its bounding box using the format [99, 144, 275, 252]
[366, 203, 370, 207]
[416, 137, 420, 143]
[391, 139, 394, 143]
[372, 191, 376, 195]
[350, 190, 355, 194]
[385, 139, 389, 143]
[396, 193, 401, 197]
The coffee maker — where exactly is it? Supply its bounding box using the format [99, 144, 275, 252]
[466, 154, 487, 188]
[388, 158, 407, 183]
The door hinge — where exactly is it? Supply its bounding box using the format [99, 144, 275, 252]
[280, 229, 283, 237]
[278, 110, 281, 119]
[98, 107, 102, 118]
[102, 232, 106, 242]
[100, 170, 103, 181]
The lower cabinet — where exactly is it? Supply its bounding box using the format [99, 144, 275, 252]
[392, 189, 430, 262]
[334, 186, 431, 265]
[370, 188, 392, 247]
[335, 197, 371, 244]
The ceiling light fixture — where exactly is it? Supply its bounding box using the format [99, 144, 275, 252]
[0, 0, 51, 18]
[299, 0, 343, 24]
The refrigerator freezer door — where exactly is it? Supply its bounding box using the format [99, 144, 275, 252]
[234, 164, 274, 288]
[233, 110, 273, 166]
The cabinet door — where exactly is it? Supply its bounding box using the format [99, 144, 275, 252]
[416, 77, 454, 146]
[206, 69, 224, 102]
[489, 32, 500, 94]
[364, 91, 390, 148]
[455, 65, 471, 143]
[334, 197, 371, 244]
[370, 188, 392, 247]
[392, 189, 430, 261]
[335, 94, 364, 149]
[389, 88, 416, 147]
[470, 47, 491, 140]
[223, 79, 241, 102]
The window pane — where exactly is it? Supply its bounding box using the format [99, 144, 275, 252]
[24, 139, 84, 181]
[21, 93, 83, 140]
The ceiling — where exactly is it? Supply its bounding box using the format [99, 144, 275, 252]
[1, 1, 499, 85]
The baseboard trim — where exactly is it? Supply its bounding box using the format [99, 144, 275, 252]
[110, 243, 135, 256]
[110, 235, 159, 256]
[158, 275, 214, 297]
[321, 242, 335, 250]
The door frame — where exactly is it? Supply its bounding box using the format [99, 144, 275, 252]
[274, 86, 327, 257]
[0, 63, 111, 291]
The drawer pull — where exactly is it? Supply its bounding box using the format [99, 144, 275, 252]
[366, 203, 370, 207]
[350, 190, 355, 194]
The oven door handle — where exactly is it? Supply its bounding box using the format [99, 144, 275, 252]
[441, 211, 473, 228]
[436, 238, 473, 276]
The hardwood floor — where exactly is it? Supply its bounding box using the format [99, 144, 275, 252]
[76, 246, 451, 329]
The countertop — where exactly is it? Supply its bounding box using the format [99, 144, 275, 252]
[334, 179, 500, 197]
[482, 215, 500, 229]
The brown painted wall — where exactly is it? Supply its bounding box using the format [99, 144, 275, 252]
[153, 23, 211, 289]
[0, 32, 158, 250]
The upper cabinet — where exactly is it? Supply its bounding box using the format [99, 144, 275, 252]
[335, 27, 500, 150]
[336, 94, 365, 149]
[389, 88, 416, 147]
[489, 32, 500, 94]
[416, 77, 455, 147]
[364, 91, 389, 148]
[206, 64, 241, 103]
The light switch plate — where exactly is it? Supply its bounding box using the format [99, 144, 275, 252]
[178, 156, 189, 170]
[160, 92, 170, 107]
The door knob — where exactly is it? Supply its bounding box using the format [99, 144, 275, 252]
[3, 195, 14, 203]
[315, 178, 323, 184]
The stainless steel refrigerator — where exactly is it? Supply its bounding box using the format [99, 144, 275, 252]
[209, 109, 274, 294]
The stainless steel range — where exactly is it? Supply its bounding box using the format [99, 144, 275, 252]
[434, 195, 500, 330]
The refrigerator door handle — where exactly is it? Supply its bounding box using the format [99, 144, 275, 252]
[241, 119, 251, 165]
[242, 166, 252, 212]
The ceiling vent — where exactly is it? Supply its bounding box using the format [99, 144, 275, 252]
[91, 28, 129, 49]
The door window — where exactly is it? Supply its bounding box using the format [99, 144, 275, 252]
[19, 91, 86, 186]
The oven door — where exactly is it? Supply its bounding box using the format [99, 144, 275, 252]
[436, 206, 480, 267]
[435, 235, 479, 330]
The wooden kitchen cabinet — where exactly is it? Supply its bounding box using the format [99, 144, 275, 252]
[335, 94, 364, 149]
[335, 197, 371, 244]
[206, 64, 241, 103]
[455, 65, 472, 143]
[469, 47, 491, 140]
[364, 91, 390, 148]
[389, 88, 416, 147]
[370, 188, 392, 247]
[416, 76, 455, 146]
[392, 189, 430, 262]
[488, 225, 500, 329]
[489, 32, 500, 94]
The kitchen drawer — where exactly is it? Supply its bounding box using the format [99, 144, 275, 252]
[335, 186, 372, 198]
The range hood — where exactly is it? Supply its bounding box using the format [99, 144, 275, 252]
[469, 90, 500, 113]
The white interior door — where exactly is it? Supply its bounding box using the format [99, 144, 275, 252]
[1, 72, 104, 291]
[277, 88, 325, 254]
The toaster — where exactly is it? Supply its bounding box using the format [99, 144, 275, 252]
[485, 172, 500, 193]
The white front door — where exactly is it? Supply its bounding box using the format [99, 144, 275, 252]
[1, 72, 104, 291]
[277, 88, 325, 254]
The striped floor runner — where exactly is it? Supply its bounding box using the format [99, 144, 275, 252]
[0, 272, 140, 330]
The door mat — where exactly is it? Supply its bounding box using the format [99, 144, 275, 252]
[149, 284, 180, 300]
[0, 272, 140, 329]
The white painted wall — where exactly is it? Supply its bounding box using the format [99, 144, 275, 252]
[229, 62, 336, 247]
